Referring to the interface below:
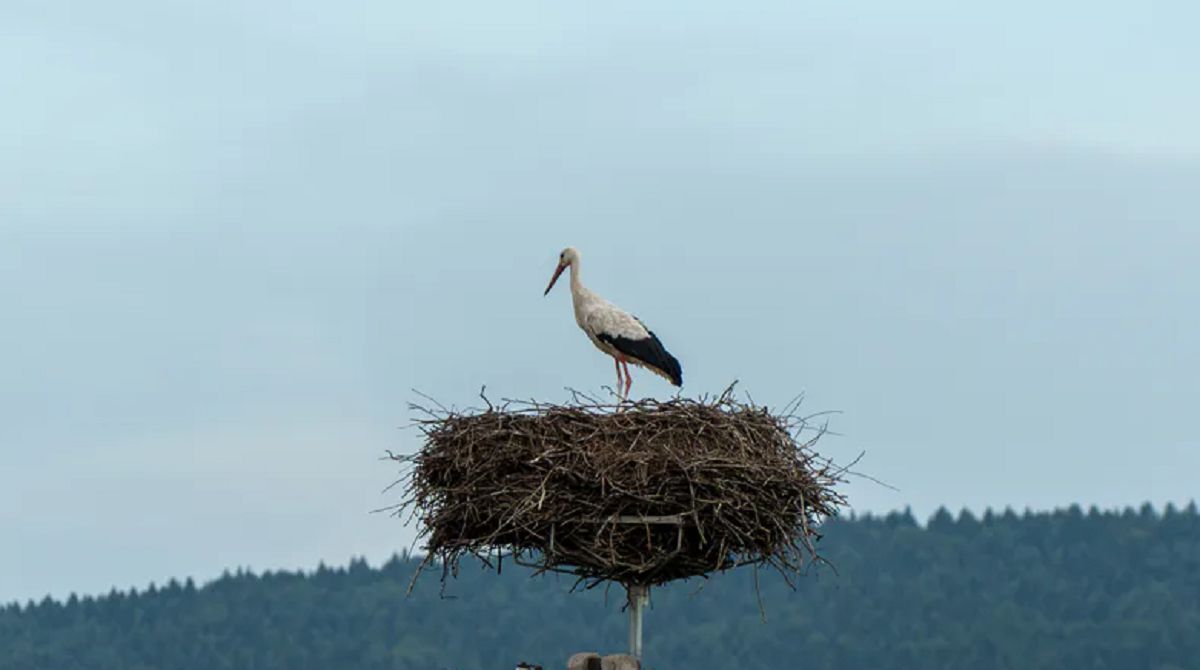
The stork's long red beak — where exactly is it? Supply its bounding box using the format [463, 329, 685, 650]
[544, 263, 566, 296]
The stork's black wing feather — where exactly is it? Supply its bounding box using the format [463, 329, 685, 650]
[597, 327, 683, 387]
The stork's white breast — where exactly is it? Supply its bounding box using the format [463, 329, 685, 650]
[583, 302, 649, 341]
[570, 287, 651, 358]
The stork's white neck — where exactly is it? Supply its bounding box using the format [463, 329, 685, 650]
[566, 257, 596, 328]
[568, 257, 583, 294]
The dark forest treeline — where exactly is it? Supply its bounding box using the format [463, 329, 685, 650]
[3, 503, 1199, 670]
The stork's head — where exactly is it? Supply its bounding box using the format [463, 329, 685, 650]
[543, 246, 578, 295]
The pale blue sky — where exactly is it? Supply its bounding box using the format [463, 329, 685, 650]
[2, 0, 1198, 603]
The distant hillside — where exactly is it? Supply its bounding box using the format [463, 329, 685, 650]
[3, 504, 1198, 670]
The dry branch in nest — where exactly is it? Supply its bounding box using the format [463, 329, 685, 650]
[388, 385, 848, 592]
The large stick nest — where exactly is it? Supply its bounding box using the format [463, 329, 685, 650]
[390, 386, 848, 589]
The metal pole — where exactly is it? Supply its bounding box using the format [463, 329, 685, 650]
[627, 583, 648, 661]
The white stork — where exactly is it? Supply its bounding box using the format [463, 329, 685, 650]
[543, 247, 683, 400]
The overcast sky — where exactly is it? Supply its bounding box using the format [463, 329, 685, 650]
[3, 0, 1198, 604]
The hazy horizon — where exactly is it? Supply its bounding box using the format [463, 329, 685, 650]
[7, 500, 1195, 607]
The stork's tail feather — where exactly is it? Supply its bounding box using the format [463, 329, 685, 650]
[663, 362, 684, 387]
[654, 348, 684, 387]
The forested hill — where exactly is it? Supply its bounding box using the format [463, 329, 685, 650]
[4, 504, 1198, 670]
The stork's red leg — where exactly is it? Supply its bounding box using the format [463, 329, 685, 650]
[621, 358, 633, 399]
[613, 356, 625, 398]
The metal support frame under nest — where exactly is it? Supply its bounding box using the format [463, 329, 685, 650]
[626, 583, 649, 662]
[603, 515, 675, 664]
